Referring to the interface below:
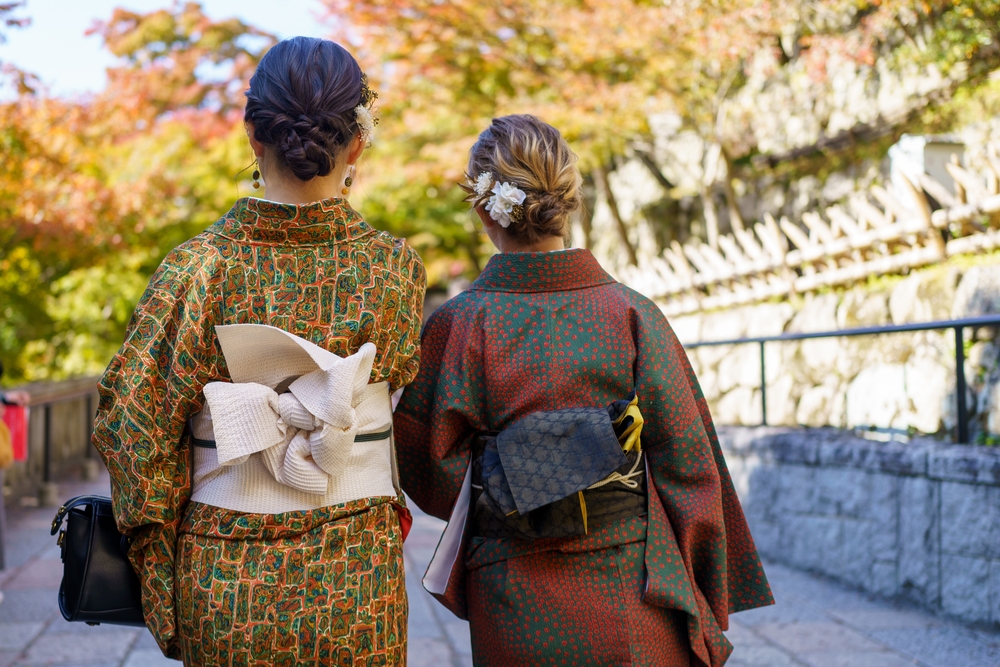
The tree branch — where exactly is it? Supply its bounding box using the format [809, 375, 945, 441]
[633, 148, 675, 193]
[720, 145, 744, 232]
[594, 166, 638, 266]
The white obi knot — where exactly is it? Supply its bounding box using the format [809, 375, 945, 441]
[201, 324, 390, 496]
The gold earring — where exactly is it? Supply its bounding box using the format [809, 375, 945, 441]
[342, 165, 355, 196]
[252, 161, 261, 189]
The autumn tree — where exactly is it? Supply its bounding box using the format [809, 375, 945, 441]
[0, 3, 274, 382]
[329, 0, 1000, 268]
[4, 0, 999, 382]
[328, 0, 781, 262]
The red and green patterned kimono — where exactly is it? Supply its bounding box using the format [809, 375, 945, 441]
[395, 249, 772, 666]
[93, 197, 425, 665]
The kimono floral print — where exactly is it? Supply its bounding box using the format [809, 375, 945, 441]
[93, 196, 424, 663]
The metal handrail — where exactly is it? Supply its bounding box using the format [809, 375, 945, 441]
[682, 314, 1000, 443]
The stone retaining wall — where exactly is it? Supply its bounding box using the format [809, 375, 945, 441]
[675, 258, 1000, 442]
[720, 425, 1000, 626]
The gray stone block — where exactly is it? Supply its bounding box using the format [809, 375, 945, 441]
[746, 518, 781, 558]
[817, 434, 926, 474]
[992, 560, 1000, 626]
[771, 432, 822, 465]
[783, 515, 842, 576]
[869, 441, 929, 476]
[775, 465, 818, 515]
[865, 473, 899, 525]
[726, 453, 755, 499]
[871, 561, 899, 597]
[898, 477, 939, 606]
[815, 468, 867, 517]
[940, 554, 990, 622]
[745, 464, 781, 519]
[939, 481, 998, 557]
[928, 444, 1000, 485]
[870, 518, 898, 563]
[718, 425, 793, 456]
[837, 518, 873, 588]
[719, 425, 1000, 620]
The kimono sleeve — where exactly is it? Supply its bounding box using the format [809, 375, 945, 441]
[379, 242, 426, 390]
[394, 298, 486, 520]
[630, 296, 773, 664]
[92, 242, 222, 656]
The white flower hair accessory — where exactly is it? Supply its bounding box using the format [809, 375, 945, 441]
[474, 172, 493, 197]
[485, 181, 526, 228]
[355, 105, 377, 143]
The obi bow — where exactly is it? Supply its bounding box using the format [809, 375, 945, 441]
[201, 324, 390, 495]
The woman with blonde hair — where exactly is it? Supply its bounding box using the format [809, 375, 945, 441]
[395, 114, 772, 666]
[94, 37, 424, 665]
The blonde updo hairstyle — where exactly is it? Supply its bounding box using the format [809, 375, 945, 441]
[462, 114, 583, 245]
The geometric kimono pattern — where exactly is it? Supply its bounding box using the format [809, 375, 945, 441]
[93, 197, 425, 662]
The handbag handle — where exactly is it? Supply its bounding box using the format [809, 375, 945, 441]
[50, 495, 110, 536]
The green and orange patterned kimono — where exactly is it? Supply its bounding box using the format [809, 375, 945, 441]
[395, 249, 773, 667]
[93, 197, 425, 665]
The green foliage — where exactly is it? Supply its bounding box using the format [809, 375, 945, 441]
[3, 0, 1000, 385]
[975, 431, 1000, 446]
[0, 4, 272, 385]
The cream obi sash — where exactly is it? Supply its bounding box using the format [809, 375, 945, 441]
[189, 324, 398, 514]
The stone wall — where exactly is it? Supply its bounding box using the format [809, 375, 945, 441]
[721, 425, 1000, 626]
[674, 257, 1000, 441]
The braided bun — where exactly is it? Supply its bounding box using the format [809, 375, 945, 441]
[462, 115, 583, 245]
[245, 38, 365, 181]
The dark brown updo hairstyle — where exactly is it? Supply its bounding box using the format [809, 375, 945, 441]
[461, 114, 583, 245]
[244, 37, 376, 181]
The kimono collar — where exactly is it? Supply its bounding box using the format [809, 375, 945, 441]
[472, 248, 617, 293]
[213, 197, 376, 246]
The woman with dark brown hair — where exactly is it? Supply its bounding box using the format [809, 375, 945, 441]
[395, 114, 773, 666]
[93, 37, 424, 665]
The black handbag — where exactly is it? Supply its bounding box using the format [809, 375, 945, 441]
[49, 495, 145, 627]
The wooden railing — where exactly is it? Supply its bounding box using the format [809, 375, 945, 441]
[3, 377, 101, 505]
[621, 147, 1000, 317]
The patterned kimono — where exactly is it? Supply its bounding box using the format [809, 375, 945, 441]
[395, 249, 773, 667]
[93, 197, 425, 665]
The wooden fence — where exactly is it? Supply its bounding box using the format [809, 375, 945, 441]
[3, 377, 100, 504]
[621, 147, 1000, 317]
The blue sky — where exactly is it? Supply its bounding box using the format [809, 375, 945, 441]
[1, 0, 331, 97]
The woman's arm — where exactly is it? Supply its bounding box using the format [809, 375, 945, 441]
[93, 240, 222, 655]
[394, 298, 485, 520]
[380, 242, 427, 391]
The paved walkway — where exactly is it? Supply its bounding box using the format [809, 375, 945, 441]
[1, 471, 998, 666]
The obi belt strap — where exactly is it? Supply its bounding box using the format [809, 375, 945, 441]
[200, 324, 392, 496]
[471, 393, 647, 540]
